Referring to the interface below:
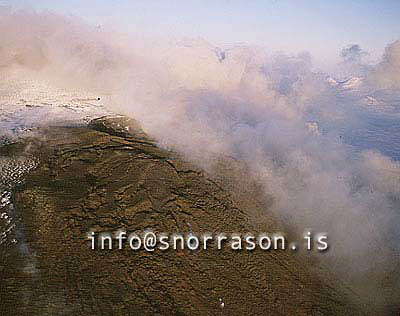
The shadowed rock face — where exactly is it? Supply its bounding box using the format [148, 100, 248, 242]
[0, 117, 366, 315]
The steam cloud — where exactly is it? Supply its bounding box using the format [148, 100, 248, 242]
[368, 40, 400, 89]
[1, 8, 399, 313]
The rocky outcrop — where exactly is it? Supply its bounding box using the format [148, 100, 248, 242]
[0, 117, 366, 315]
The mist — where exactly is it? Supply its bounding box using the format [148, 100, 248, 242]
[1, 8, 400, 313]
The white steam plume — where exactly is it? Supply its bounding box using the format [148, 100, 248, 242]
[1, 8, 400, 313]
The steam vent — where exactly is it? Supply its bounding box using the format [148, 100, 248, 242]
[0, 116, 368, 315]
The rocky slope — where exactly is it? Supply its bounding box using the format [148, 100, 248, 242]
[0, 117, 367, 315]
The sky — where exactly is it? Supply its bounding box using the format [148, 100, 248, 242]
[2, 0, 400, 68]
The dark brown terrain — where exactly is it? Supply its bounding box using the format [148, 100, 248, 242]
[0, 116, 368, 315]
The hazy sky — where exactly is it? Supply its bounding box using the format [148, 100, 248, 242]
[3, 0, 400, 68]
